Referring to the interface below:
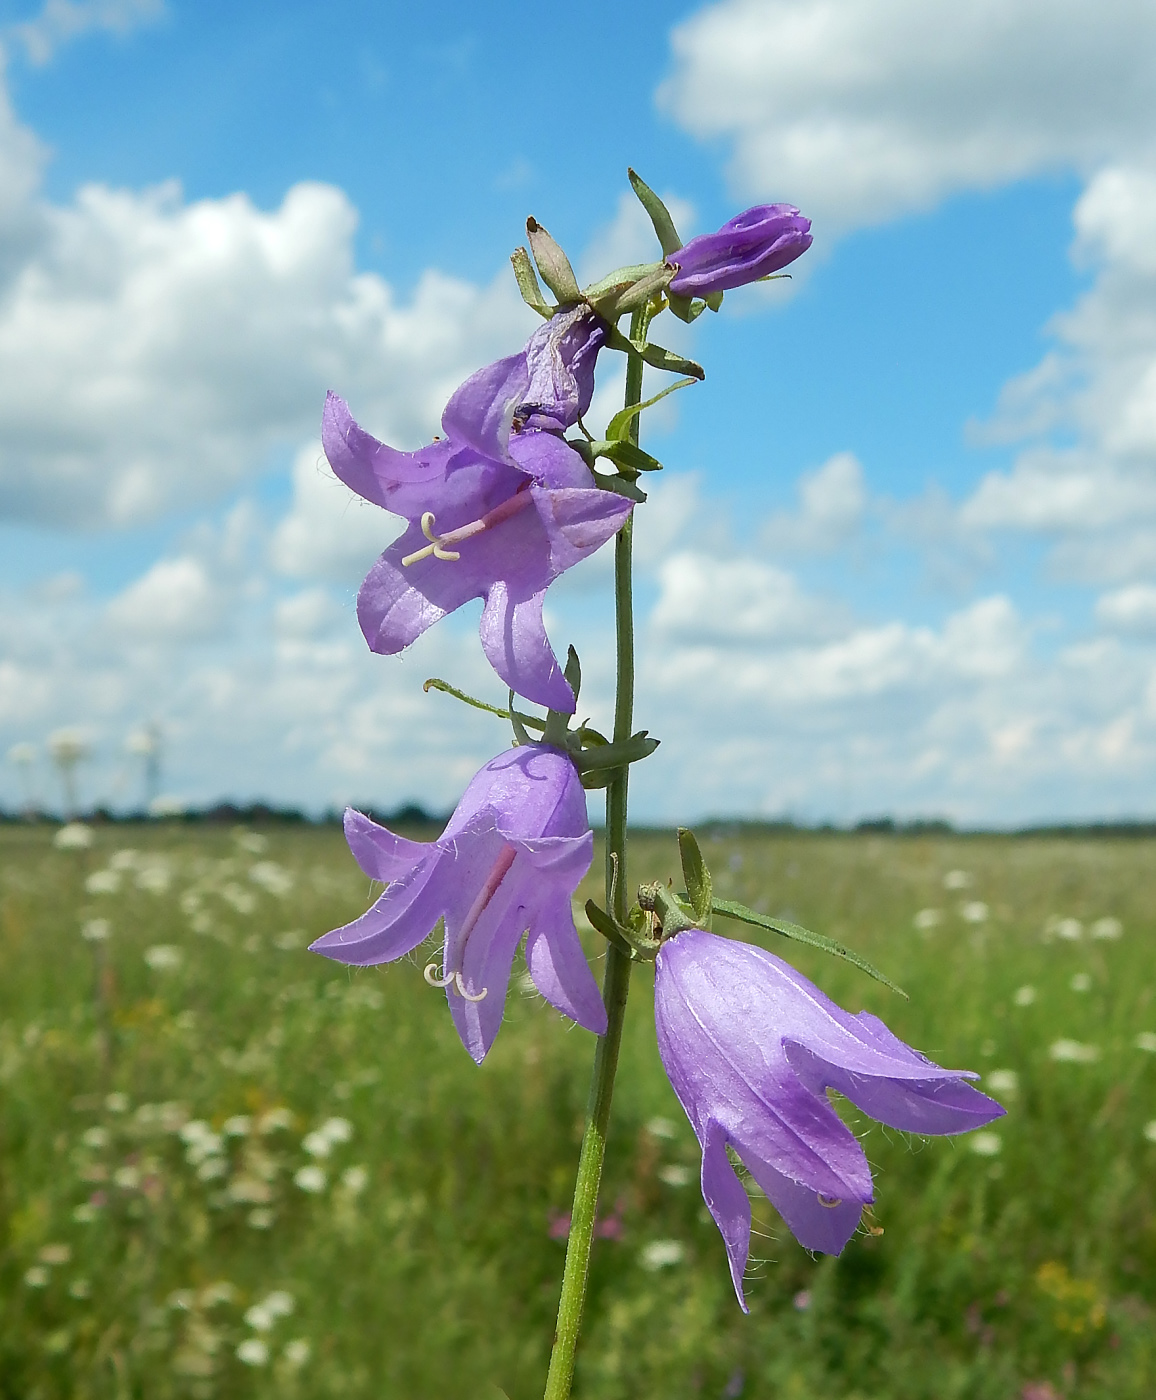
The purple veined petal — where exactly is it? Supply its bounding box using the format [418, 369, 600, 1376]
[736, 1141, 867, 1258]
[308, 851, 445, 966]
[524, 891, 607, 1036]
[441, 746, 584, 842]
[700, 1121, 755, 1313]
[785, 1042, 1006, 1136]
[323, 392, 457, 515]
[356, 520, 487, 655]
[479, 582, 575, 713]
[507, 430, 593, 490]
[342, 807, 430, 883]
[533, 484, 633, 575]
[441, 352, 530, 463]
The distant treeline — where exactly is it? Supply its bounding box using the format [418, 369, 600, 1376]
[6, 804, 1156, 838]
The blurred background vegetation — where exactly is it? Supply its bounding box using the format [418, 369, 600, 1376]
[1, 820, 1154, 1399]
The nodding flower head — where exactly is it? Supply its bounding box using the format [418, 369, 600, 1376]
[653, 929, 1004, 1309]
[310, 744, 607, 1063]
[321, 306, 628, 714]
[667, 205, 812, 298]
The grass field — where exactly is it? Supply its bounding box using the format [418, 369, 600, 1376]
[2, 819, 1155, 1400]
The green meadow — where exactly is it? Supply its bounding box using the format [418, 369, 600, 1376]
[2, 820, 1155, 1400]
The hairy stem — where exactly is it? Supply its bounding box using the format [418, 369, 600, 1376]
[543, 305, 650, 1400]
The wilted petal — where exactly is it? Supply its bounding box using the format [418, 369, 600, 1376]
[442, 353, 530, 463]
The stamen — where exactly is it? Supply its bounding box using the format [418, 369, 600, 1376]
[817, 1194, 843, 1209]
[423, 962, 455, 989]
[454, 972, 488, 1003]
[400, 488, 535, 568]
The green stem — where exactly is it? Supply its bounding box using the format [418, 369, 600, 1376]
[543, 306, 650, 1400]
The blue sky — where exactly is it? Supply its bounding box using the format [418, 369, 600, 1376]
[3, 0, 1156, 825]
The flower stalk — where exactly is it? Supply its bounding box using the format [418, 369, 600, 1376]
[543, 304, 650, 1400]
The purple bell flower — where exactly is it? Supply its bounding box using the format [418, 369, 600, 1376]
[323, 308, 627, 713]
[667, 205, 813, 297]
[653, 929, 1005, 1309]
[310, 743, 607, 1064]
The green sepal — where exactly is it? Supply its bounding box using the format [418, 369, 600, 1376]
[677, 828, 712, 928]
[563, 646, 582, 705]
[705, 290, 724, 311]
[574, 730, 659, 788]
[710, 898, 908, 997]
[606, 376, 698, 442]
[526, 218, 581, 304]
[582, 262, 663, 303]
[602, 264, 674, 317]
[638, 881, 699, 938]
[587, 439, 663, 474]
[585, 899, 660, 962]
[510, 246, 553, 319]
[667, 292, 706, 324]
[627, 168, 684, 257]
[423, 677, 544, 730]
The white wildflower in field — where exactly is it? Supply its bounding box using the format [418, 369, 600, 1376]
[72, 1203, 101, 1223]
[227, 1176, 273, 1204]
[236, 1338, 269, 1366]
[85, 869, 121, 895]
[200, 1282, 236, 1306]
[913, 908, 943, 931]
[320, 1116, 353, 1144]
[246, 1292, 294, 1330]
[1050, 1039, 1100, 1064]
[135, 858, 173, 894]
[221, 882, 257, 914]
[249, 861, 294, 897]
[223, 1115, 251, 1136]
[1134, 1032, 1156, 1052]
[257, 1107, 294, 1134]
[105, 1092, 129, 1113]
[986, 1070, 1019, 1096]
[943, 869, 972, 890]
[69, 1278, 90, 1298]
[1091, 917, 1123, 940]
[1013, 985, 1037, 1007]
[960, 901, 989, 924]
[283, 1339, 311, 1367]
[658, 1164, 694, 1187]
[81, 918, 111, 942]
[144, 945, 183, 972]
[197, 1158, 227, 1181]
[302, 1131, 331, 1158]
[1053, 917, 1083, 941]
[1144, 1122, 1156, 1144]
[294, 1165, 327, 1193]
[24, 1266, 49, 1287]
[114, 1165, 142, 1189]
[1070, 973, 1092, 993]
[82, 1126, 109, 1149]
[180, 1121, 223, 1163]
[234, 830, 269, 854]
[109, 849, 140, 871]
[640, 1239, 685, 1270]
[274, 929, 305, 950]
[646, 1117, 678, 1140]
[969, 1132, 1002, 1157]
[341, 1165, 369, 1194]
[54, 823, 93, 850]
[38, 1243, 71, 1265]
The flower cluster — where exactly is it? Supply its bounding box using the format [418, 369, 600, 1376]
[311, 178, 1003, 1322]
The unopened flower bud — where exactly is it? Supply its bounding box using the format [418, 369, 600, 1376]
[667, 205, 812, 297]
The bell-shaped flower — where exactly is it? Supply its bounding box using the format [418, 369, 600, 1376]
[653, 929, 1004, 1309]
[310, 743, 607, 1064]
[667, 205, 812, 297]
[323, 308, 625, 713]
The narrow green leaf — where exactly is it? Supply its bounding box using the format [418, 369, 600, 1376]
[592, 472, 647, 503]
[677, 828, 712, 927]
[710, 898, 907, 997]
[640, 342, 705, 380]
[584, 899, 634, 957]
[627, 168, 684, 256]
[606, 376, 698, 442]
[589, 439, 664, 473]
[563, 646, 582, 704]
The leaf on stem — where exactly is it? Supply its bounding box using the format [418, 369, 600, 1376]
[677, 828, 713, 928]
[627, 168, 684, 257]
[710, 897, 907, 996]
[606, 377, 698, 442]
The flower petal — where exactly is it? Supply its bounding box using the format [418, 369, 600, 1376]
[736, 1143, 867, 1257]
[441, 352, 529, 463]
[525, 894, 607, 1036]
[700, 1121, 754, 1313]
[323, 392, 457, 516]
[479, 583, 574, 712]
[533, 484, 633, 575]
[342, 807, 430, 883]
[309, 854, 444, 965]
